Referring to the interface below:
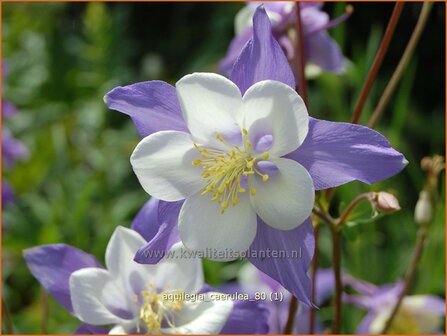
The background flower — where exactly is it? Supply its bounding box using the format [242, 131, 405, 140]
[220, 2, 349, 77]
[343, 276, 445, 334]
[24, 226, 267, 334]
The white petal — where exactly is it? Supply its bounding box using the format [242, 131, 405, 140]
[105, 226, 159, 306]
[179, 193, 257, 261]
[108, 325, 127, 335]
[176, 73, 242, 148]
[241, 80, 309, 157]
[402, 297, 443, 333]
[369, 310, 390, 334]
[250, 158, 314, 230]
[108, 322, 137, 335]
[162, 292, 233, 334]
[153, 242, 204, 294]
[131, 131, 204, 201]
[70, 268, 128, 325]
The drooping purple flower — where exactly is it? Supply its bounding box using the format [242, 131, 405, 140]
[343, 276, 445, 334]
[24, 225, 267, 334]
[104, 6, 407, 307]
[220, 2, 350, 77]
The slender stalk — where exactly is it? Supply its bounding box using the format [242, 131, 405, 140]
[368, 2, 433, 128]
[336, 192, 373, 228]
[41, 288, 49, 334]
[294, 2, 309, 106]
[331, 228, 343, 334]
[309, 224, 320, 334]
[284, 297, 299, 334]
[380, 227, 428, 333]
[2, 298, 13, 334]
[351, 2, 404, 124]
[313, 207, 335, 226]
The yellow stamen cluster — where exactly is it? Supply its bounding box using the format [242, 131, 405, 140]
[136, 284, 184, 333]
[192, 129, 270, 213]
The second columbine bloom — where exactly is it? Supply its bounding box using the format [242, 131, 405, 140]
[131, 73, 314, 257]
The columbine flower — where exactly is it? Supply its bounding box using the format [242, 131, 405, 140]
[105, 6, 407, 306]
[129, 72, 315, 258]
[343, 277, 445, 334]
[25, 226, 266, 334]
[220, 2, 350, 77]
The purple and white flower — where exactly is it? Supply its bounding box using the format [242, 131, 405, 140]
[220, 2, 350, 77]
[25, 226, 267, 334]
[344, 277, 445, 334]
[105, 7, 407, 306]
[129, 72, 314, 258]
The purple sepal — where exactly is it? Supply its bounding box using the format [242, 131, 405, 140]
[217, 283, 270, 334]
[288, 118, 407, 190]
[219, 27, 252, 77]
[306, 31, 344, 73]
[74, 324, 108, 334]
[133, 200, 182, 264]
[356, 312, 376, 334]
[24, 244, 102, 314]
[230, 6, 296, 95]
[248, 218, 314, 307]
[104, 80, 187, 138]
[131, 198, 160, 242]
[221, 299, 270, 334]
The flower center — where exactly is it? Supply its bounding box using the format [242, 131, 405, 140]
[193, 129, 270, 214]
[135, 284, 184, 333]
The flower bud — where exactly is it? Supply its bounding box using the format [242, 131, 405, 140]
[371, 192, 401, 213]
[414, 190, 432, 225]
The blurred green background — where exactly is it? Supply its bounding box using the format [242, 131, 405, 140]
[2, 2, 445, 333]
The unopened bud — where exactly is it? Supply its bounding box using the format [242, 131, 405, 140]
[371, 192, 401, 213]
[414, 190, 432, 225]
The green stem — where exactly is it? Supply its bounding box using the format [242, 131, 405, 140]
[336, 193, 373, 228]
[351, 2, 404, 124]
[41, 288, 49, 334]
[2, 298, 13, 334]
[313, 207, 335, 226]
[368, 2, 433, 128]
